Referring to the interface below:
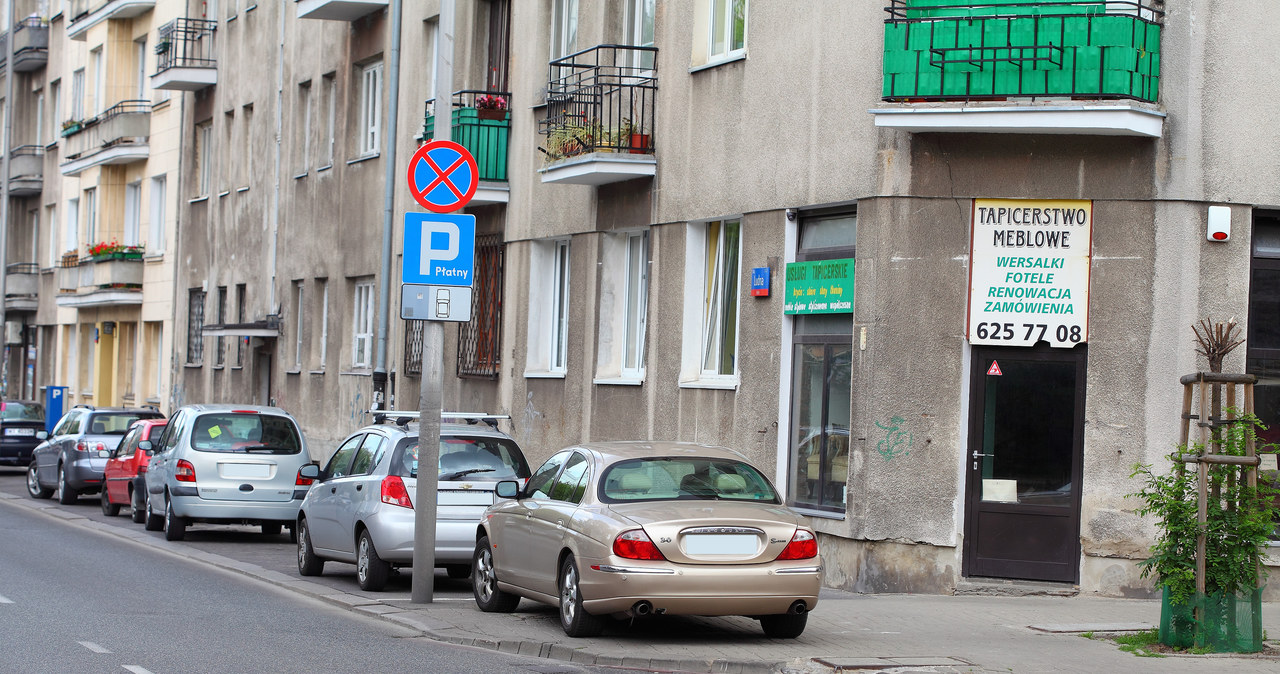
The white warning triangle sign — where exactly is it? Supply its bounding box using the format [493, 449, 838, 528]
[986, 361, 1003, 376]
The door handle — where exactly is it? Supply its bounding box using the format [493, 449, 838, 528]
[355, 484, 363, 491]
[330, 487, 337, 494]
[971, 451, 993, 470]
[556, 520, 564, 528]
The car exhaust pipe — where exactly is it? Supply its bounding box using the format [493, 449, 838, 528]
[789, 600, 807, 615]
[632, 600, 653, 616]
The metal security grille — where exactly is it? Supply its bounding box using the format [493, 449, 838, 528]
[404, 319, 425, 377]
[458, 234, 504, 378]
[187, 288, 205, 365]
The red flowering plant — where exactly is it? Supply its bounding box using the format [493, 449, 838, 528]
[474, 94, 508, 110]
[88, 240, 124, 257]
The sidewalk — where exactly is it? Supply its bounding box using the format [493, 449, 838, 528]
[5, 490, 1279, 673]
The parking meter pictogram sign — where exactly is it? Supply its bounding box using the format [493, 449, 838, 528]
[408, 140, 478, 213]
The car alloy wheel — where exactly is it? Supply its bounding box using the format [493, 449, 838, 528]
[100, 488, 120, 517]
[296, 518, 324, 577]
[356, 530, 390, 592]
[26, 463, 52, 499]
[130, 489, 146, 524]
[143, 491, 164, 531]
[56, 465, 77, 505]
[558, 555, 605, 637]
[471, 536, 519, 613]
[163, 497, 186, 541]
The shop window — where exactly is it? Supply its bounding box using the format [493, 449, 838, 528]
[787, 211, 856, 514]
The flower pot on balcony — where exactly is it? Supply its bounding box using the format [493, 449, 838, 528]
[476, 108, 508, 121]
[60, 121, 82, 137]
[629, 133, 651, 154]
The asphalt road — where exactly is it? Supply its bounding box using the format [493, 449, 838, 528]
[0, 469, 602, 674]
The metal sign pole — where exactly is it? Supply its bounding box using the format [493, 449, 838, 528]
[411, 0, 455, 605]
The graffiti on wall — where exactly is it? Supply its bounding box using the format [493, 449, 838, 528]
[875, 416, 914, 461]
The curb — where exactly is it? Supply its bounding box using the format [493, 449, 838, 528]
[0, 491, 816, 674]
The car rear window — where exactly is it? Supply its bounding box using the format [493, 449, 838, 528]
[190, 413, 303, 454]
[0, 402, 44, 421]
[88, 413, 158, 435]
[600, 457, 781, 504]
[391, 435, 532, 480]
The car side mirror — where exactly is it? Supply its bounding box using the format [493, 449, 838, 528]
[36, 430, 48, 440]
[299, 464, 321, 480]
[494, 480, 520, 500]
[138, 440, 152, 451]
[97, 450, 111, 458]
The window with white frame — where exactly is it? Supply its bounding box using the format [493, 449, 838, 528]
[315, 278, 329, 370]
[149, 175, 166, 254]
[196, 122, 212, 196]
[187, 288, 206, 365]
[358, 61, 383, 156]
[681, 219, 741, 385]
[65, 198, 78, 256]
[595, 231, 649, 383]
[709, 0, 747, 62]
[119, 322, 137, 399]
[34, 90, 44, 148]
[321, 73, 336, 166]
[45, 205, 56, 266]
[70, 69, 84, 122]
[80, 324, 95, 396]
[29, 209, 39, 267]
[625, 0, 655, 72]
[526, 239, 571, 376]
[145, 321, 163, 401]
[135, 38, 148, 100]
[215, 286, 227, 367]
[551, 0, 578, 62]
[235, 284, 246, 367]
[83, 188, 96, 244]
[50, 79, 60, 145]
[124, 181, 141, 247]
[293, 280, 304, 370]
[90, 47, 104, 114]
[352, 280, 374, 369]
[297, 81, 311, 173]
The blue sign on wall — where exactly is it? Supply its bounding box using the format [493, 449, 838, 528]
[403, 213, 476, 287]
[750, 266, 771, 297]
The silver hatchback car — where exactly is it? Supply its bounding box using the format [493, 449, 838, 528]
[143, 404, 312, 541]
[295, 413, 531, 591]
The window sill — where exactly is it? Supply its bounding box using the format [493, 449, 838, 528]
[218, 190, 231, 198]
[212, 365, 225, 371]
[152, 99, 171, 112]
[341, 369, 373, 376]
[285, 369, 301, 375]
[184, 362, 203, 369]
[593, 376, 643, 386]
[189, 196, 210, 204]
[237, 186, 250, 193]
[525, 371, 567, 379]
[293, 171, 308, 180]
[346, 153, 380, 166]
[689, 52, 747, 74]
[144, 253, 164, 262]
[317, 164, 333, 173]
[678, 376, 739, 390]
[789, 505, 846, 520]
[309, 369, 326, 376]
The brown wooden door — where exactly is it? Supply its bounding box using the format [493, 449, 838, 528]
[963, 344, 1086, 583]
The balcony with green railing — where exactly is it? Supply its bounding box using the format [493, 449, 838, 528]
[423, 90, 511, 205]
[873, 1, 1167, 137]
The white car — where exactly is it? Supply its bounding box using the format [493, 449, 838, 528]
[143, 404, 312, 541]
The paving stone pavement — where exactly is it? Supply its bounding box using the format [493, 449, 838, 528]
[4, 490, 1280, 673]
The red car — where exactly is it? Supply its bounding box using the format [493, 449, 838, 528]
[101, 419, 168, 522]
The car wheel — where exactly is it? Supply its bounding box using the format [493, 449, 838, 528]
[296, 518, 325, 577]
[163, 497, 186, 541]
[143, 491, 164, 531]
[356, 530, 390, 591]
[558, 555, 605, 637]
[760, 612, 808, 639]
[26, 463, 52, 499]
[472, 536, 519, 613]
[445, 564, 470, 580]
[130, 489, 146, 524]
[100, 488, 120, 517]
[56, 465, 77, 505]
[261, 522, 282, 536]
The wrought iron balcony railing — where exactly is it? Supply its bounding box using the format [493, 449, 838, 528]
[540, 44, 658, 161]
[155, 17, 216, 72]
[422, 90, 512, 183]
[883, 0, 1164, 102]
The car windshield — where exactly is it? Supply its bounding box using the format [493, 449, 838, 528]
[190, 413, 303, 453]
[392, 436, 531, 480]
[0, 402, 44, 421]
[600, 457, 781, 504]
[88, 413, 156, 435]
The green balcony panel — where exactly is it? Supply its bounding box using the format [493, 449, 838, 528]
[908, 22, 934, 51]
[1101, 70, 1135, 96]
[969, 69, 995, 96]
[1074, 69, 1101, 95]
[1074, 46, 1101, 71]
[1063, 16, 1089, 44]
[1020, 70, 1048, 96]
[424, 109, 509, 183]
[917, 72, 942, 96]
[1147, 23, 1162, 53]
[941, 72, 971, 97]
[886, 22, 908, 50]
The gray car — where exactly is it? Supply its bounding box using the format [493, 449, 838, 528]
[295, 413, 531, 591]
[143, 404, 311, 542]
[27, 405, 165, 504]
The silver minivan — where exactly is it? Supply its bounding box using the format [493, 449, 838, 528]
[143, 404, 312, 541]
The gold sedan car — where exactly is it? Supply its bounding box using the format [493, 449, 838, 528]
[471, 441, 821, 638]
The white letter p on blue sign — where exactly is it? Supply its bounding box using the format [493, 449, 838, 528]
[402, 213, 476, 287]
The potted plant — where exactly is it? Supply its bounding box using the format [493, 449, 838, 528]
[61, 119, 82, 137]
[474, 93, 509, 121]
[88, 240, 126, 260]
[619, 118, 651, 154]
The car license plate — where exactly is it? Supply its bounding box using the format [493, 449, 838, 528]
[4, 427, 35, 436]
[437, 489, 493, 506]
[220, 463, 272, 479]
[684, 533, 758, 555]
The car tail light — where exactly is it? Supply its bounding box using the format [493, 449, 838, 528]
[175, 459, 197, 482]
[775, 529, 818, 561]
[612, 529, 666, 561]
[381, 475, 413, 509]
[295, 469, 314, 486]
[75, 440, 106, 453]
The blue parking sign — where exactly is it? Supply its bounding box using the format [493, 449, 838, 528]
[403, 213, 476, 287]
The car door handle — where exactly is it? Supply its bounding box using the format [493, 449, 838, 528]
[355, 484, 363, 491]
[556, 520, 564, 528]
[330, 487, 337, 494]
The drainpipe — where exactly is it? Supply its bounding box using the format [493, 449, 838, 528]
[372, 0, 404, 411]
[0, 0, 15, 399]
[269, 0, 285, 346]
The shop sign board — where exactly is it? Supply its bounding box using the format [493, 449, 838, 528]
[967, 199, 1092, 348]
[784, 258, 854, 314]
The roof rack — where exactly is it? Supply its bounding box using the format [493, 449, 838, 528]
[368, 408, 511, 430]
